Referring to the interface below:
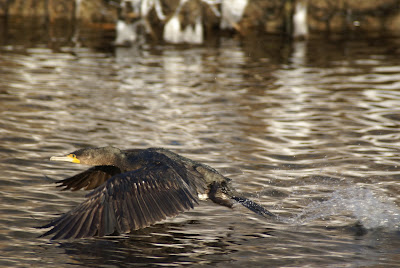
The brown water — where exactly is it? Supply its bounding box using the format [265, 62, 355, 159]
[0, 22, 400, 267]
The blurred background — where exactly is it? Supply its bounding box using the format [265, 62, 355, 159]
[0, 0, 400, 267]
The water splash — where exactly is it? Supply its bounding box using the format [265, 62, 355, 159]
[282, 186, 400, 231]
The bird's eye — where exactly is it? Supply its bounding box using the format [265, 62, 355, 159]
[71, 154, 77, 158]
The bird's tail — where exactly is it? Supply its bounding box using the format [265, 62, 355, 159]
[231, 195, 276, 218]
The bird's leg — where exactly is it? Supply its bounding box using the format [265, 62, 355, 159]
[208, 182, 234, 208]
[230, 195, 276, 218]
[217, 181, 277, 218]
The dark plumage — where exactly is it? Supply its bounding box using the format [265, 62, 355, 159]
[40, 146, 275, 239]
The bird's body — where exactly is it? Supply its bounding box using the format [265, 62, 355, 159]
[41, 146, 275, 239]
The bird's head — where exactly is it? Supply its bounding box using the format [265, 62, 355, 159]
[50, 146, 123, 166]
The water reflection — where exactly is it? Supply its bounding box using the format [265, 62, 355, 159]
[53, 222, 235, 267]
[0, 23, 400, 267]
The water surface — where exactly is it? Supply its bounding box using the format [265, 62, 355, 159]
[0, 23, 399, 267]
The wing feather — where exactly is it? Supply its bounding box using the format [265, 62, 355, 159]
[70, 209, 91, 239]
[87, 206, 100, 237]
[41, 162, 203, 239]
[56, 166, 121, 191]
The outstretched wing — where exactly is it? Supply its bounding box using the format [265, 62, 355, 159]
[56, 166, 121, 191]
[40, 162, 201, 239]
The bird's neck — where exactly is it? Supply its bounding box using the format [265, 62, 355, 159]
[102, 153, 130, 172]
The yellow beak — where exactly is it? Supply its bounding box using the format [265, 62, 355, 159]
[50, 154, 80, 164]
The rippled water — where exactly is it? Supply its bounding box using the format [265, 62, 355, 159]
[0, 23, 400, 267]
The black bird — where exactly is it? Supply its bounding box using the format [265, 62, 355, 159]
[40, 146, 275, 239]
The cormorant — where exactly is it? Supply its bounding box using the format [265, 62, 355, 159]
[40, 146, 276, 239]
